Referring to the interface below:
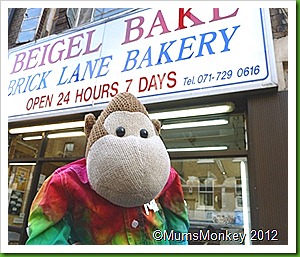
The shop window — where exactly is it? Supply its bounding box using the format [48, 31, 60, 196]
[172, 157, 251, 245]
[92, 8, 131, 21]
[16, 8, 43, 43]
[160, 113, 246, 152]
[8, 164, 35, 228]
[38, 161, 71, 190]
[8, 134, 42, 160]
[66, 8, 133, 27]
[44, 131, 86, 158]
[66, 8, 79, 27]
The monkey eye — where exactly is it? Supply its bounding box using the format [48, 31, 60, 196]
[140, 129, 148, 138]
[116, 126, 126, 137]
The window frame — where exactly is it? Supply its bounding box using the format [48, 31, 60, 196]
[16, 8, 44, 44]
[66, 8, 137, 28]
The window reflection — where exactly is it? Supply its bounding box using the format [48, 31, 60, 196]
[93, 8, 131, 21]
[8, 134, 42, 159]
[67, 8, 133, 27]
[37, 162, 70, 191]
[172, 158, 249, 245]
[45, 133, 86, 158]
[8, 165, 35, 228]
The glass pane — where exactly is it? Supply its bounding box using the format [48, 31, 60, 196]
[78, 8, 93, 26]
[38, 162, 70, 191]
[161, 113, 246, 152]
[8, 134, 42, 159]
[26, 8, 42, 17]
[21, 18, 39, 30]
[8, 231, 21, 245]
[172, 157, 250, 245]
[44, 133, 86, 158]
[93, 8, 131, 21]
[8, 165, 35, 228]
[66, 8, 79, 27]
[17, 30, 35, 42]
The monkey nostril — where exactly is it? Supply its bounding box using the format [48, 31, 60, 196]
[116, 126, 126, 137]
[140, 129, 148, 138]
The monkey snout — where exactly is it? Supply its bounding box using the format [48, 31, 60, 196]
[87, 135, 170, 207]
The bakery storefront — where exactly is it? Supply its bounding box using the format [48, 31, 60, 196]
[7, 7, 288, 246]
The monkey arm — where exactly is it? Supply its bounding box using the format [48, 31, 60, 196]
[159, 167, 190, 245]
[26, 173, 71, 245]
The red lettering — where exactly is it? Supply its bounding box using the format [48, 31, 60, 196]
[110, 82, 119, 97]
[101, 84, 110, 98]
[157, 73, 166, 89]
[33, 96, 40, 109]
[138, 71, 176, 92]
[167, 71, 176, 88]
[84, 87, 92, 102]
[75, 88, 84, 103]
[26, 95, 53, 110]
[148, 75, 157, 91]
[26, 98, 33, 111]
[139, 77, 148, 92]
[39, 95, 46, 108]
[175, 8, 205, 31]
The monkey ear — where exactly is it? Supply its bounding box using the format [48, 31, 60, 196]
[84, 113, 96, 138]
[151, 119, 161, 134]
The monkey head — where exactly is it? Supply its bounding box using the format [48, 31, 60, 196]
[84, 93, 170, 208]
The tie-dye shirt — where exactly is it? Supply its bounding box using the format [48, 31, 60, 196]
[26, 158, 189, 245]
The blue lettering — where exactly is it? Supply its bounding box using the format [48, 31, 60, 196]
[122, 50, 139, 72]
[219, 25, 240, 52]
[156, 40, 176, 65]
[37, 71, 51, 90]
[68, 63, 80, 84]
[80, 59, 100, 81]
[8, 80, 16, 96]
[12, 78, 25, 96]
[22, 75, 33, 93]
[196, 31, 217, 57]
[57, 66, 68, 85]
[176, 36, 196, 62]
[95, 55, 112, 77]
[137, 46, 153, 69]
[29, 73, 41, 92]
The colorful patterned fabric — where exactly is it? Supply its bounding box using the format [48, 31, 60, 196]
[26, 158, 189, 245]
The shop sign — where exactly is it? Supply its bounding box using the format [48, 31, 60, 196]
[8, 7, 277, 121]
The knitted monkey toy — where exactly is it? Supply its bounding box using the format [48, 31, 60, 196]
[26, 92, 189, 245]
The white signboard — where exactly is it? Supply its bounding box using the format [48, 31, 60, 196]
[8, 7, 277, 122]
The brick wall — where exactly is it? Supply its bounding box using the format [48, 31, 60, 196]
[270, 8, 288, 90]
[8, 8, 26, 49]
[270, 8, 288, 39]
[51, 8, 70, 35]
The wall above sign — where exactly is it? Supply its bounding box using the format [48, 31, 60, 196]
[7, 7, 277, 122]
